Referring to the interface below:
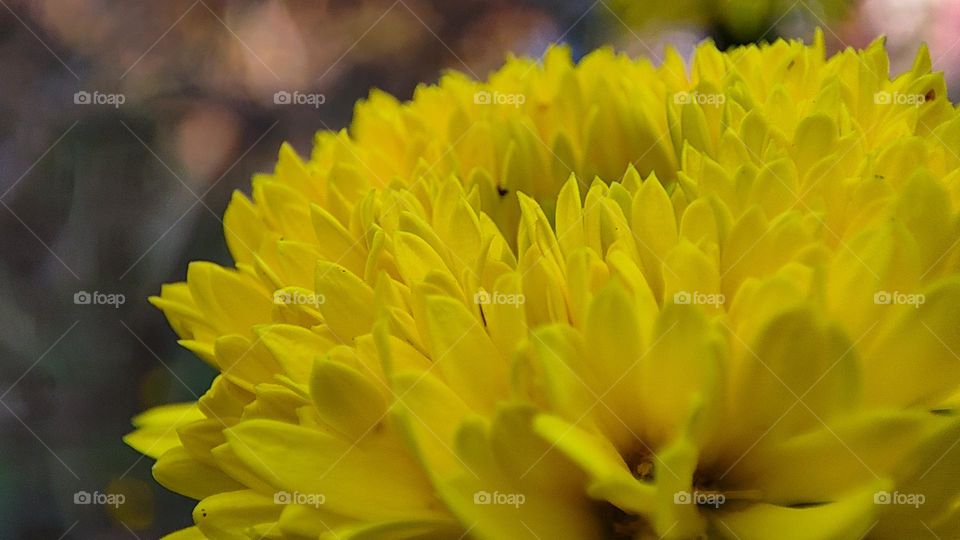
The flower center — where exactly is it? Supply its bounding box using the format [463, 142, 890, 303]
[625, 450, 656, 481]
[601, 503, 651, 539]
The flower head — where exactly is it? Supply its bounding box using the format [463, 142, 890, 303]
[128, 31, 960, 539]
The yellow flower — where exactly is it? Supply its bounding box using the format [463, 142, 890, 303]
[128, 32, 960, 539]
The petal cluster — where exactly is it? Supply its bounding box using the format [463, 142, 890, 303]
[129, 32, 960, 539]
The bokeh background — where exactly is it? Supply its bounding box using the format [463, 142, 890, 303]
[1, 0, 958, 537]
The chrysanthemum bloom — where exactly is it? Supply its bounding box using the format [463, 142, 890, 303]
[128, 32, 960, 539]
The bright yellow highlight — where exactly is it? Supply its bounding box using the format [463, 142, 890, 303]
[128, 32, 960, 539]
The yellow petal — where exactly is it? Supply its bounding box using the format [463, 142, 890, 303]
[863, 278, 960, 407]
[713, 481, 885, 540]
[422, 295, 507, 413]
[315, 261, 376, 342]
[226, 420, 439, 521]
[724, 410, 957, 504]
[154, 446, 245, 500]
[729, 307, 859, 448]
[257, 324, 337, 384]
[534, 414, 655, 515]
[321, 519, 461, 540]
[640, 303, 723, 446]
[124, 403, 203, 459]
[193, 490, 282, 540]
[310, 357, 387, 440]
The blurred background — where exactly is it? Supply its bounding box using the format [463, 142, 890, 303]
[0, 0, 957, 537]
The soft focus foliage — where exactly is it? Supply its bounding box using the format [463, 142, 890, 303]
[606, 0, 850, 42]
